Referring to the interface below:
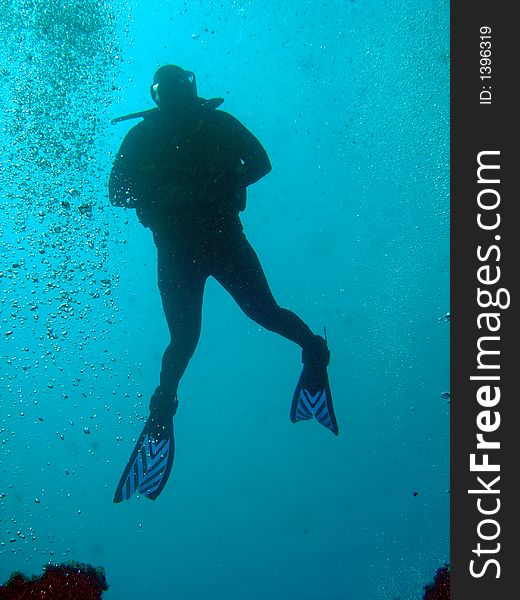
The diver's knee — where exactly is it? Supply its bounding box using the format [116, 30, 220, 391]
[246, 301, 282, 327]
[166, 328, 201, 359]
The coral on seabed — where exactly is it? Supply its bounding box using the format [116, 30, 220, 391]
[423, 564, 450, 600]
[0, 561, 108, 599]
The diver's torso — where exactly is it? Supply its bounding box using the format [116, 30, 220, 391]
[138, 110, 240, 196]
[132, 109, 243, 238]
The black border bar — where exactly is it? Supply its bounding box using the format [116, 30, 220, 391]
[451, 2, 518, 597]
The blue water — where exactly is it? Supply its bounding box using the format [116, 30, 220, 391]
[1, 1, 449, 598]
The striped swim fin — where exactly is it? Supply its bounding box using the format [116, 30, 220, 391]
[113, 419, 174, 503]
[290, 365, 339, 435]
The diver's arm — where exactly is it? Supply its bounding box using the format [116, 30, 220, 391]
[234, 139, 272, 188]
[218, 112, 272, 187]
[108, 126, 147, 208]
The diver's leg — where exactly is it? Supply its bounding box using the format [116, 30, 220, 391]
[212, 231, 317, 350]
[210, 229, 337, 435]
[113, 245, 206, 503]
[150, 245, 207, 420]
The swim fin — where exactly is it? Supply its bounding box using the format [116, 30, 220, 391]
[113, 416, 174, 502]
[291, 365, 339, 435]
[290, 336, 339, 435]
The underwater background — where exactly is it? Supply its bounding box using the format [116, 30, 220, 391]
[0, 1, 449, 598]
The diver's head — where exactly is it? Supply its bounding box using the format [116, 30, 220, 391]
[150, 65, 198, 111]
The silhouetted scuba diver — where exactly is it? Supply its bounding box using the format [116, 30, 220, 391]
[109, 65, 338, 503]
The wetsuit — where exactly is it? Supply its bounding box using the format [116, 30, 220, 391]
[108, 104, 316, 417]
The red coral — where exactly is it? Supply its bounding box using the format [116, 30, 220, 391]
[0, 561, 108, 599]
[423, 564, 450, 600]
